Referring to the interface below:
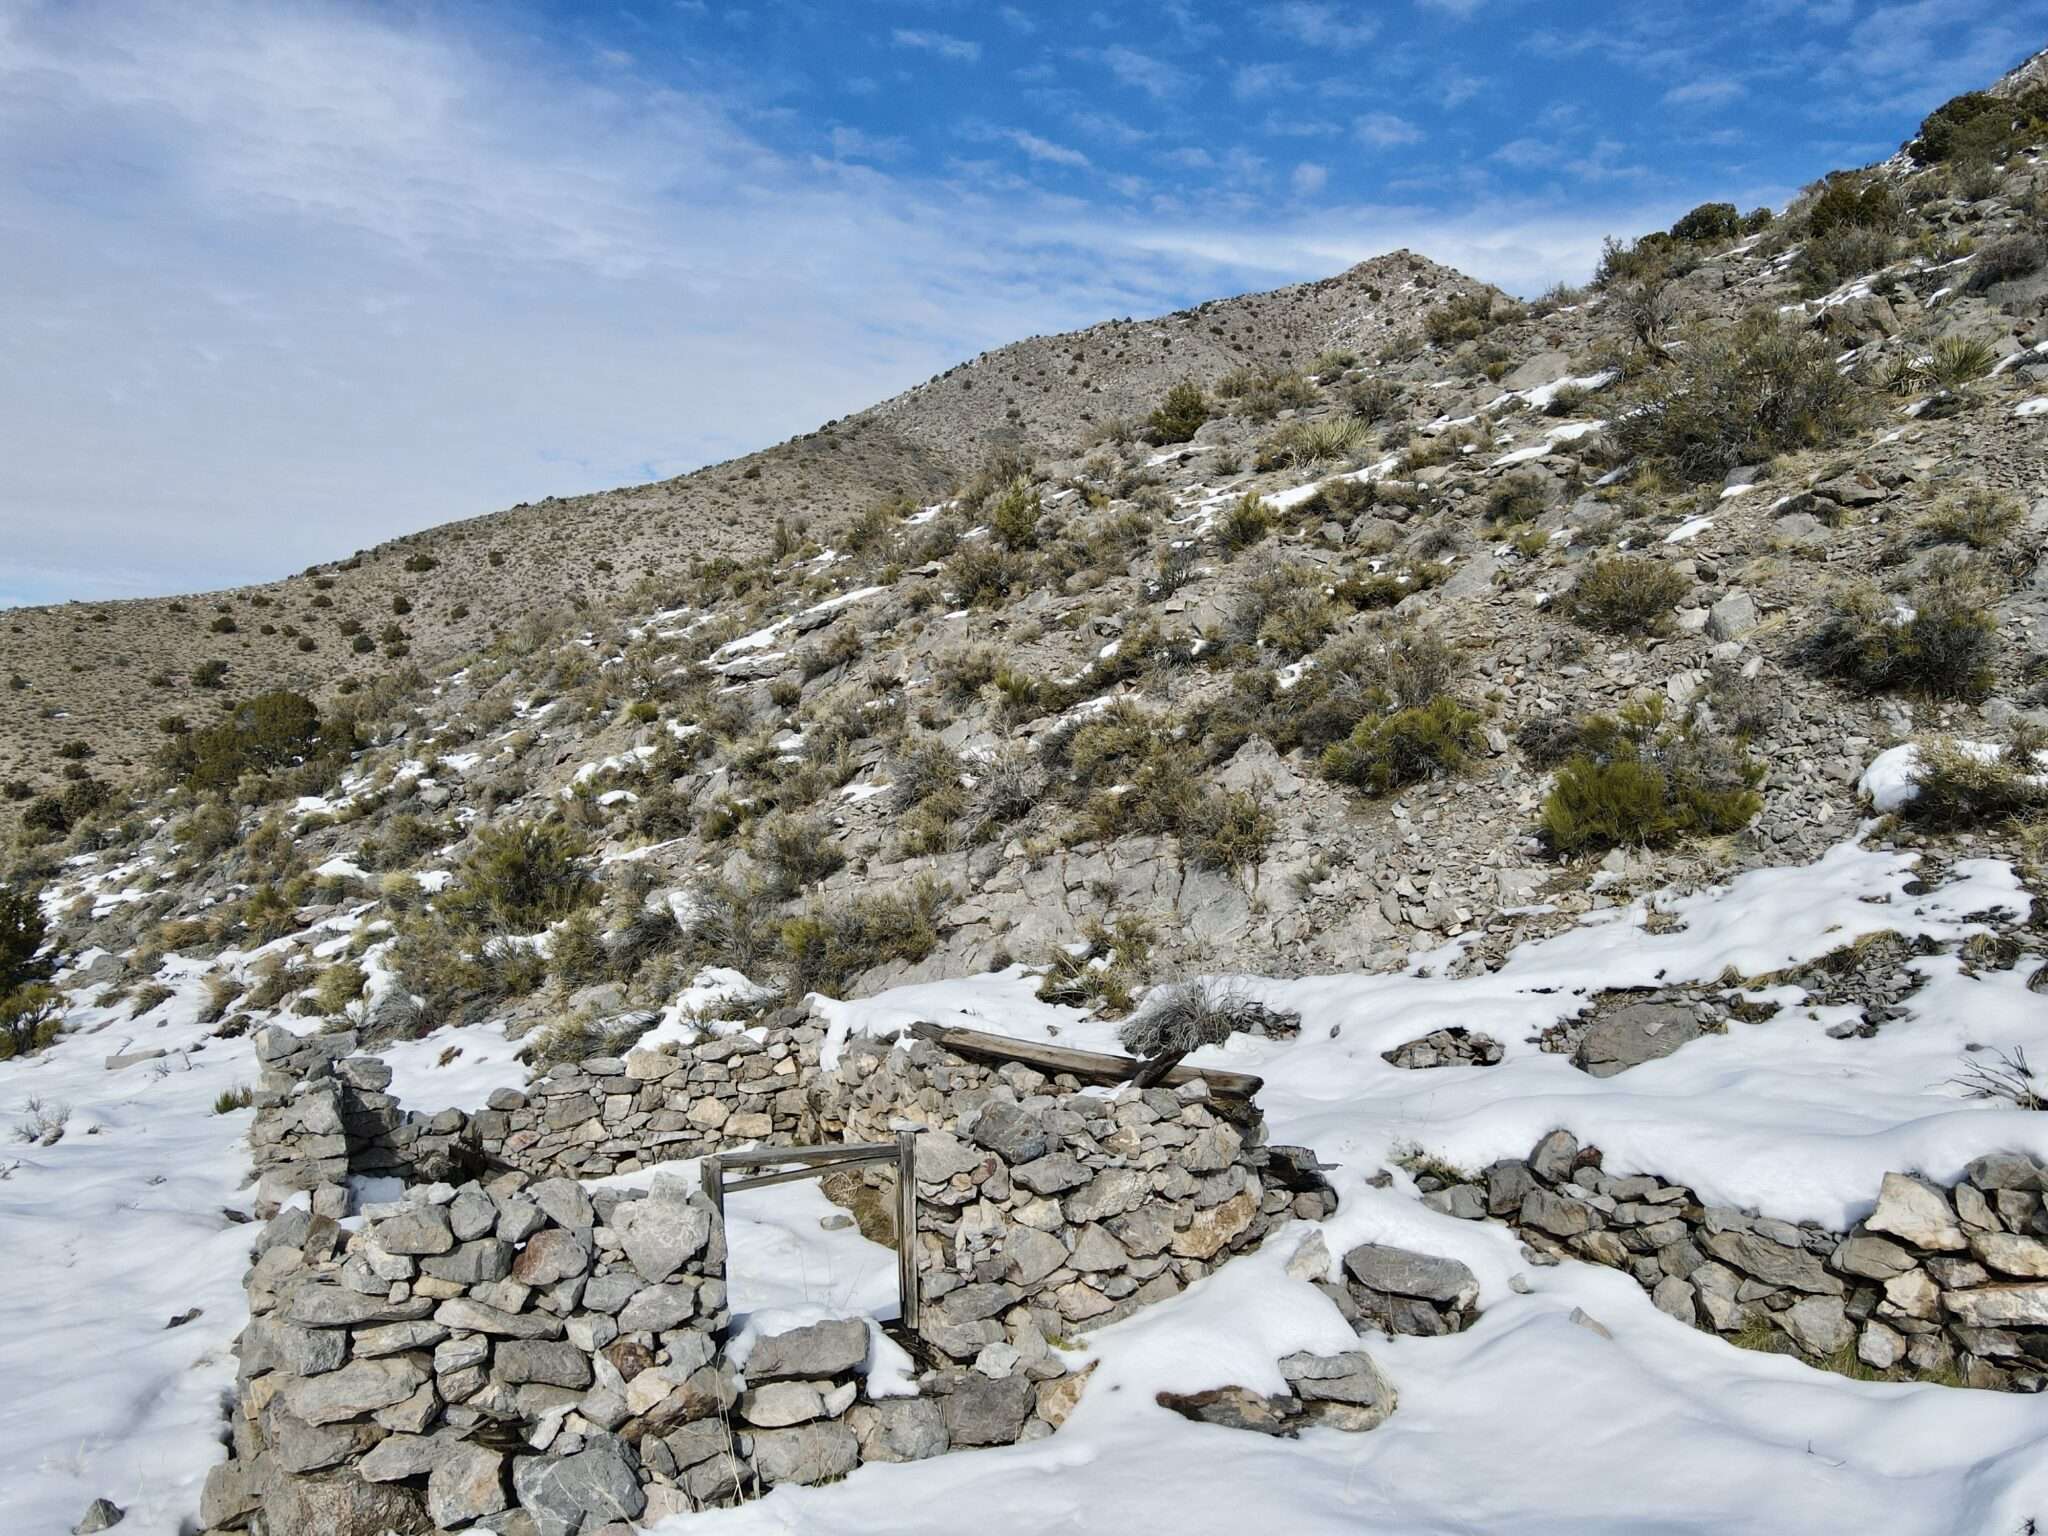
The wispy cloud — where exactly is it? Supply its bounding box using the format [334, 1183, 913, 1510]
[1233, 62, 1296, 100]
[1091, 44, 1191, 99]
[1665, 78, 1745, 105]
[1004, 129, 1090, 167]
[1290, 161, 1329, 195]
[892, 28, 981, 63]
[1269, 3, 1381, 50]
[1355, 110, 1424, 146]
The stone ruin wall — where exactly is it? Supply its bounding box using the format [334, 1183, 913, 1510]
[220, 1017, 2048, 1534]
[214, 1019, 1364, 1534]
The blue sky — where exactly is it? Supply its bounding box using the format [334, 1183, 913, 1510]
[3, 0, 2044, 606]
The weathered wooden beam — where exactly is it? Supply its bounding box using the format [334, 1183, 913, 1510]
[717, 1141, 898, 1170]
[904, 1022, 1263, 1099]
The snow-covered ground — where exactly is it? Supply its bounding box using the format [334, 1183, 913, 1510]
[693, 836, 2048, 1534]
[0, 963, 257, 1536]
[7, 831, 2048, 1533]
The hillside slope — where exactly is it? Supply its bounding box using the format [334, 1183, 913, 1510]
[0, 252, 1481, 800]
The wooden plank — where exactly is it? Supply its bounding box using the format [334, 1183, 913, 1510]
[905, 1022, 1263, 1099]
[718, 1141, 898, 1170]
[726, 1160, 885, 1196]
[895, 1130, 919, 1331]
[700, 1154, 725, 1223]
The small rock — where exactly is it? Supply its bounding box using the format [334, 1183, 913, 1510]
[72, 1498, 123, 1534]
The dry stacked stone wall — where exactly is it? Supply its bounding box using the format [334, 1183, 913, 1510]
[210, 1018, 1361, 1533]
[1432, 1129, 2048, 1390]
[811, 1030, 1335, 1371]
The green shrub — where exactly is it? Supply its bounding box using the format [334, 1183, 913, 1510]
[1920, 335, 1998, 389]
[548, 908, 609, 988]
[780, 878, 950, 999]
[1540, 700, 1762, 854]
[1036, 914, 1153, 1016]
[310, 961, 365, 1016]
[1912, 86, 2048, 164]
[947, 541, 1027, 606]
[1565, 556, 1691, 635]
[1796, 226, 1898, 296]
[1425, 290, 1518, 346]
[160, 690, 328, 795]
[1226, 563, 1336, 657]
[987, 479, 1043, 551]
[1894, 732, 2048, 829]
[1320, 696, 1483, 795]
[1216, 495, 1272, 552]
[1, 885, 55, 1002]
[1334, 563, 1450, 611]
[1805, 174, 1901, 237]
[191, 659, 230, 689]
[1, 983, 62, 1061]
[1255, 417, 1370, 472]
[1612, 311, 1860, 483]
[444, 820, 594, 931]
[1180, 787, 1275, 876]
[212, 1085, 254, 1114]
[1799, 561, 2000, 699]
[1669, 202, 1741, 243]
[1346, 378, 1404, 422]
[1482, 473, 1551, 527]
[755, 814, 845, 894]
[1917, 489, 2022, 550]
[1145, 380, 1211, 445]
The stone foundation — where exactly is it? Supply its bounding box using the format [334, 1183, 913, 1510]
[1431, 1129, 2048, 1390]
[211, 1017, 1372, 1532]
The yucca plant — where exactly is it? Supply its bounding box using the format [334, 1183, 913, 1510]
[1921, 335, 1997, 389]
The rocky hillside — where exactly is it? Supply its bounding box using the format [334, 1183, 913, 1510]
[6, 49, 2048, 1536]
[0, 252, 1484, 804]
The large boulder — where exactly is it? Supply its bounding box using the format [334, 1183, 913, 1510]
[1574, 1002, 1703, 1077]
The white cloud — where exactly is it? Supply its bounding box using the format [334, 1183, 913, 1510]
[891, 28, 982, 63]
[1092, 44, 1191, 99]
[1005, 129, 1090, 167]
[1665, 78, 1745, 105]
[1269, 3, 1381, 50]
[1417, 0, 1487, 17]
[1355, 110, 1424, 146]
[1290, 162, 1329, 196]
[1233, 62, 1296, 100]
[830, 125, 906, 160]
[1493, 137, 1558, 169]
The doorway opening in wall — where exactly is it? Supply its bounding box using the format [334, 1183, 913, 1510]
[701, 1134, 922, 1343]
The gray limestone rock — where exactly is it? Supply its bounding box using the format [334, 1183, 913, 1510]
[748, 1423, 860, 1485]
[512, 1434, 645, 1536]
[284, 1356, 431, 1426]
[1342, 1243, 1479, 1304]
[744, 1318, 869, 1383]
[1574, 1003, 1703, 1077]
[612, 1178, 713, 1284]
[1865, 1173, 1967, 1253]
[941, 1372, 1035, 1446]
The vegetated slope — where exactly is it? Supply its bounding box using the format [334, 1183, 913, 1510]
[0, 252, 1485, 806]
[6, 47, 2048, 1536]
[12, 59, 2046, 1020]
